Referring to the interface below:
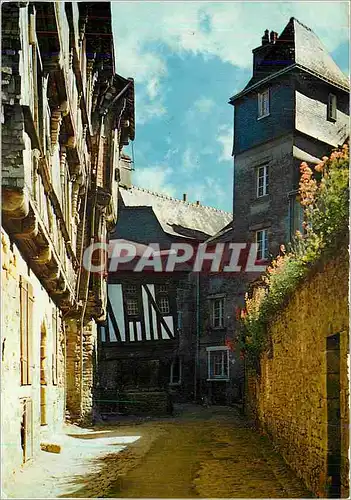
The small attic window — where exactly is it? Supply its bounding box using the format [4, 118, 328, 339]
[327, 94, 337, 122]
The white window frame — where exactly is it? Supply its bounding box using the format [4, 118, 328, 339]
[126, 298, 139, 316]
[125, 284, 137, 295]
[210, 297, 224, 329]
[327, 93, 337, 122]
[207, 346, 229, 381]
[257, 89, 270, 119]
[256, 229, 269, 260]
[169, 357, 182, 386]
[158, 296, 170, 315]
[256, 164, 269, 197]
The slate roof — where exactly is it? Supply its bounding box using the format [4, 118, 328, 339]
[293, 18, 349, 90]
[118, 186, 232, 240]
[205, 221, 234, 244]
[230, 17, 349, 101]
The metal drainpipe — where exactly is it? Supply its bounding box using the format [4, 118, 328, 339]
[194, 272, 200, 403]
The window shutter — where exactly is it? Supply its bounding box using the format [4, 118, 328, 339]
[20, 277, 34, 386]
[20, 278, 28, 386]
[27, 282, 34, 385]
[52, 309, 58, 386]
[258, 93, 262, 117]
[263, 90, 269, 115]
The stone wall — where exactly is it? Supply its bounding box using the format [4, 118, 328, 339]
[245, 250, 349, 497]
[65, 319, 98, 425]
[98, 389, 172, 417]
[233, 133, 295, 255]
[1, 230, 65, 491]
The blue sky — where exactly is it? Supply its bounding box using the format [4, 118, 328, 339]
[112, 1, 349, 212]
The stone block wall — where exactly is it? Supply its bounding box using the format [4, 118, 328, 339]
[1, 229, 65, 492]
[98, 389, 171, 417]
[65, 319, 97, 425]
[233, 133, 294, 256]
[245, 250, 349, 497]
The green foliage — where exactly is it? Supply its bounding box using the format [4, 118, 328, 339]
[240, 144, 349, 367]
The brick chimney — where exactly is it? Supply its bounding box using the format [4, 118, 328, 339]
[183, 193, 187, 202]
[270, 31, 278, 44]
[252, 28, 276, 76]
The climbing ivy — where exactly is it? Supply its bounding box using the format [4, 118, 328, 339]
[239, 143, 349, 367]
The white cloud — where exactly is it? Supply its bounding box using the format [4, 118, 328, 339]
[113, 2, 348, 76]
[183, 176, 230, 208]
[112, 2, 348, 124]
[137, 101, 166, 125]
[217, 126, 233, 162]
[182, 147, 201, 172]
[194, 97, 215, 113]
[135, 83, 167, 125]
[133, 165, 177, 196]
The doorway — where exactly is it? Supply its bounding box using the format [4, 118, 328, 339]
[40, 324, 48, 426]
[326, 333, 341, 498]
[20, 398, 33, 462]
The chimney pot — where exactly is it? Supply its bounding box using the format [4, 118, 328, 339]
[183, 193, 187, 202]
[262, 29, 269, 45]
[270, 30, 278, 44]
[196, 200, 200, 206]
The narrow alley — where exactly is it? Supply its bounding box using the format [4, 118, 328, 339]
[8, 405, 312, 499]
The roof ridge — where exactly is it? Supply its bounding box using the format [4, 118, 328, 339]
[128, 185, 232, 215]
[290, 17, 313, 33]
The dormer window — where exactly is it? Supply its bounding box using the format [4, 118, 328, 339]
[258, 89, 270, 119]
[327, 93, 337, 122]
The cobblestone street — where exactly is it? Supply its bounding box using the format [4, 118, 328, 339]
[8, 404, 312, 498]
[104, 405, 312, 498]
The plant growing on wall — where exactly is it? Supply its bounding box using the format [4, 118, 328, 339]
[240, 143, 349, 366]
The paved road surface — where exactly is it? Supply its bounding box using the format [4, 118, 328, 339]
[102, 405, 312, 498]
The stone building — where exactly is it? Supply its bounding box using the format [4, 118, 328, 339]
[200, 18, 350, 395]
[193, 17, 349, 406]
[230, 17, 349, 257]
[1, 1, 134, 488]
[225, 16, 349, 496]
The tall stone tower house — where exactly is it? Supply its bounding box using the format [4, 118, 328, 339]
[230, 17, 349, 260]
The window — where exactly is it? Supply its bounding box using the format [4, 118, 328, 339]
[256, 229, 269, 260]
[158, 296, 170, 314]
[289, 195, 304, 239]
[210, 297, 224, 328]
[126, 298, 139, 316]
[125, 284, 137, 295]
[258, 89, 269, 119]
[156, 283, 170, 314]
[327, 93, 337, 122]
[20, 398, 33, 463]
[20, 277, 34, 386]
[207, 347, 229, 381]
[257, 164, 269, 197]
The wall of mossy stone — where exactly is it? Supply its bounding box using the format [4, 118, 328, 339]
[245, 250, 349, 497]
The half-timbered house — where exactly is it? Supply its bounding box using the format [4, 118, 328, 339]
[97, 187, 232, 414]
